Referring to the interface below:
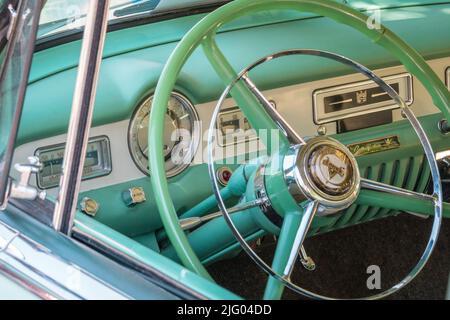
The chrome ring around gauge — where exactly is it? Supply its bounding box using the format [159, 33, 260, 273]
[128, 92, 200, 177]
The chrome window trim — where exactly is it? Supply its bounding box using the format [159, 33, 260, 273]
[313, 72, 413, 124]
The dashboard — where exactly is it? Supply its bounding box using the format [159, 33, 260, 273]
[13, 56, 450, 195]
[10, 4, 450, 239]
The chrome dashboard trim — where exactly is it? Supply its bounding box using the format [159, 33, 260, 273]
[34, 135, 112, 190]
[313, 73, 413, 124]
[346, 135, 401, 157]
[216, 106, 258, 147]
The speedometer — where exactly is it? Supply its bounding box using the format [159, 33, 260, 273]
[128, 92, 199, 177]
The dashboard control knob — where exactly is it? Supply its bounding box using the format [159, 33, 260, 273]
[80, 197, 99, 217]
[122, 187, 146, 207]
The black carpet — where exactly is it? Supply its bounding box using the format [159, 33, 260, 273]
[208, 214, 450, 299]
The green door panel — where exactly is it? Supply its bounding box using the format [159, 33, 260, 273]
[18, 3, 450, 144]
[74, 213, 240, 300]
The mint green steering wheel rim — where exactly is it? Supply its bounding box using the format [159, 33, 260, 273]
[149, 0, 450, 280]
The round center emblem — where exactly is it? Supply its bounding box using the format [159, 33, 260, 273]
[307, 145, 354, 196]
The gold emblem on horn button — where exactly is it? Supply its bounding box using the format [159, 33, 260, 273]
[308, 145, 353, 196]
[322, 157, 345, 180]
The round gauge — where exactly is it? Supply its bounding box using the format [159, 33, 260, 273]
[128, 92, 200, 177]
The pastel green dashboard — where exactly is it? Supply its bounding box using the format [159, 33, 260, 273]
[12, 3, 450, 259]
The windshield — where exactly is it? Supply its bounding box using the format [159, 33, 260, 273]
[38, 0, 227, 39]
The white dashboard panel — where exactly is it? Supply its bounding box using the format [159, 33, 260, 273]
[12, 56, 450, 196]
[12, 120, 144, 196]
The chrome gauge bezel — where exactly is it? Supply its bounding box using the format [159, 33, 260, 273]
[34, 135, 112, 189]
[128, 92, 200, 178]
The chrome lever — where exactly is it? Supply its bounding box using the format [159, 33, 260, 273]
[9, 156, 46, 202]
[6, 4, 18, 40]
[299, 246, 316, 271]
[179, 199, 263, 231]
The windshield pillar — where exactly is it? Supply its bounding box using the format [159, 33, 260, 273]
[53, 0, 109, 234]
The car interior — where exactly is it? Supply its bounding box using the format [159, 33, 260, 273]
[6, 0, 450, 299]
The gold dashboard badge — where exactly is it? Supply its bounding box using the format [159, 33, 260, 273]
[347, 136, 400, 157]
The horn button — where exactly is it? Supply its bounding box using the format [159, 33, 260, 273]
[308, 145, 353, 196]
[282, 137, 361, 214]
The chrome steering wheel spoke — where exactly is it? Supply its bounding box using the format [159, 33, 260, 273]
[264, 201, 318, 300]
[361, 178, 435, 202]
[358, 178, 442, 217]
[241, 73, 306, 146]
[282, 200, 319, 278]
[201, 34, 292, 153]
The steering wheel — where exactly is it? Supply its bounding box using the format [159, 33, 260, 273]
[149, 0, 450, 299]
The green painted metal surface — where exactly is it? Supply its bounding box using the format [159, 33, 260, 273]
[17, 2, 450, 144]
[78, 163, 220, 237]
[74, 212, 240, 299]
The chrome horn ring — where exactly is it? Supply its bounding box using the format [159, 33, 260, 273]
[207, 49, 442, 299]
